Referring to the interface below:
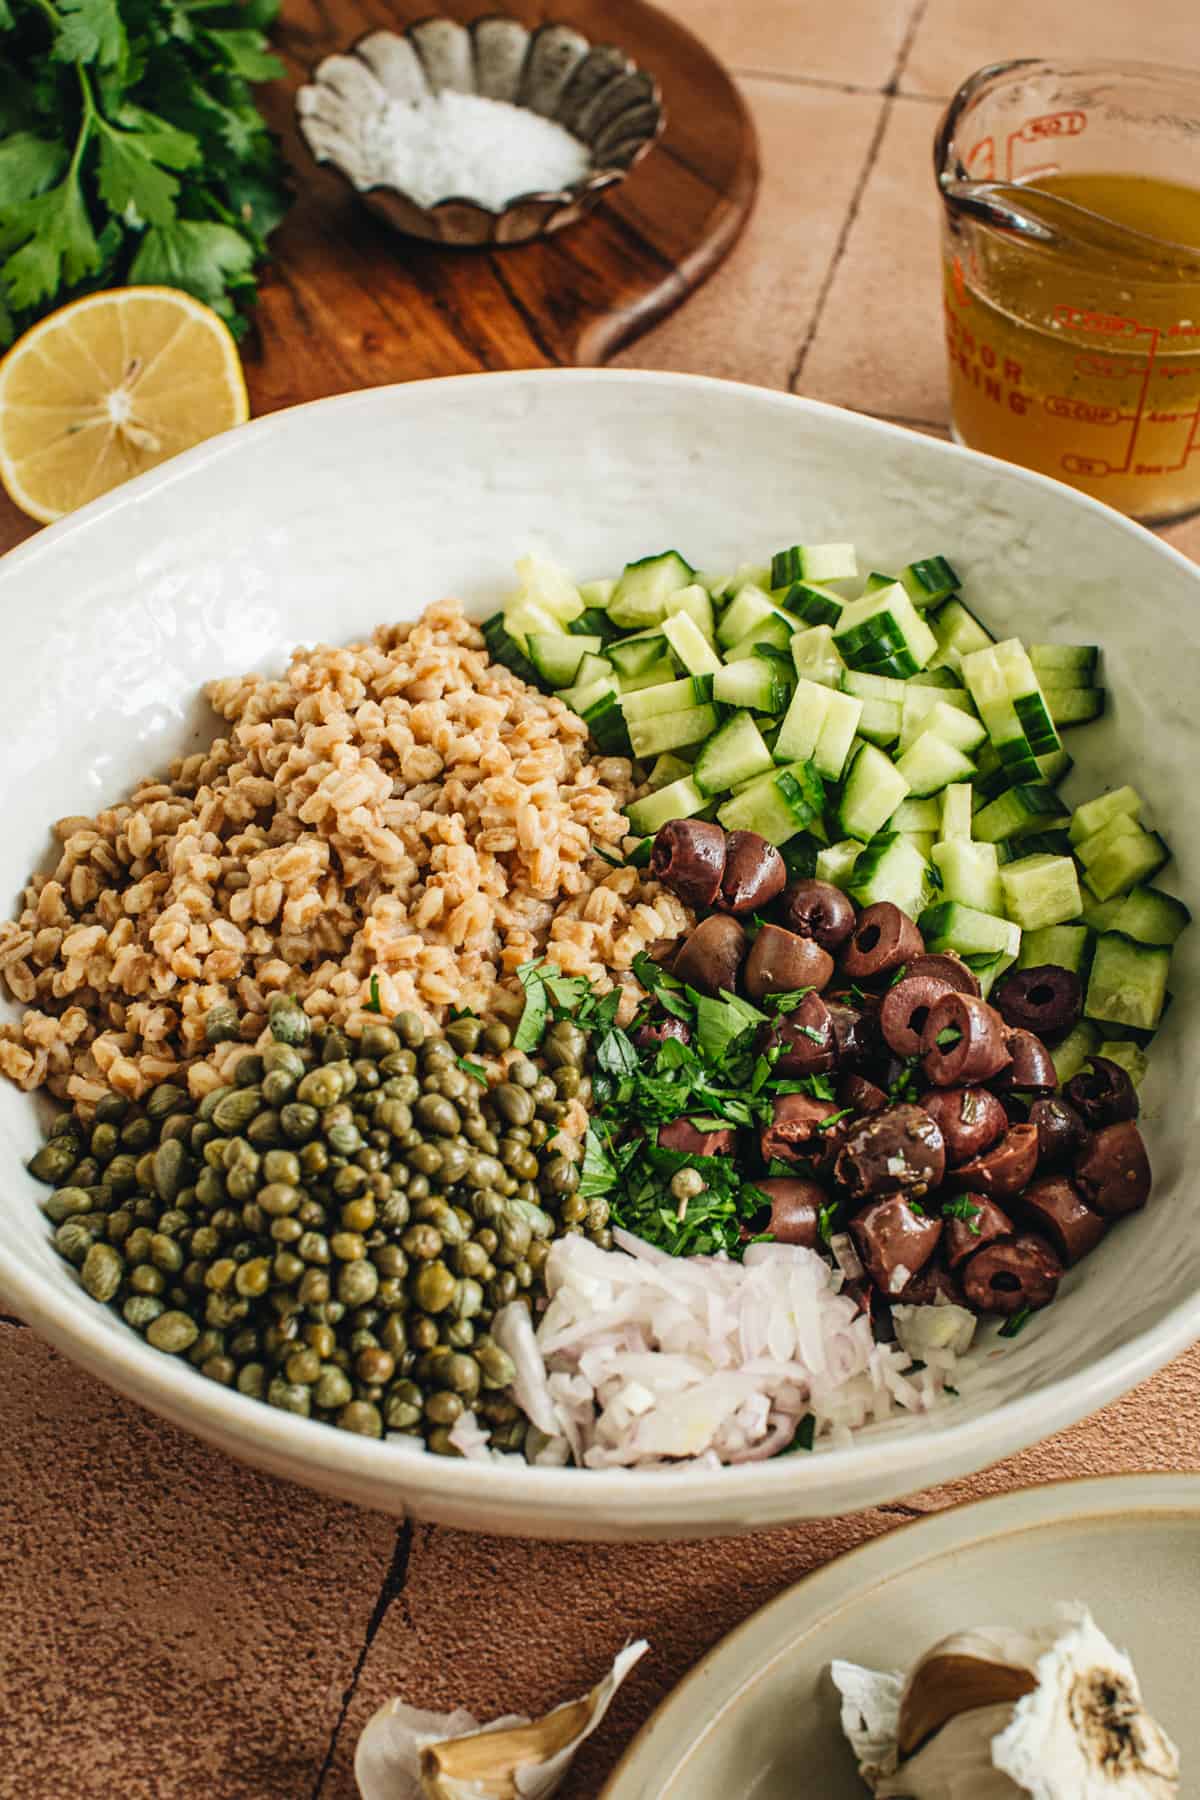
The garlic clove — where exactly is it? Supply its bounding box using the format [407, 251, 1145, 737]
[897, 1632, 1040, 1757]
[354, 1642, 647, 1800]
[876, 1704, 1028, 1799]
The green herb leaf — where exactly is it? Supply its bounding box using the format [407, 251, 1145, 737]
[97, 126, 181, 226]
[765, 987, 813, 1015]
[456, 1057, 487, 1085]
[817, 1199, 839, 1244]
[201, 27, 283, 81]
[779, 1414, 816, 1454]
[693, 989, 766, 1064]
[942, 1195, 982, 1232]
[595, 1028, 639, 1080]
[365, 972, 381, 1013]
[2, 178, 101, 308]
[935, 1025, 962, 1047]
[0, 132, 68, 205]
[52, 0, 127, 68]
[513, 960, 550, 1052]
[999, 1305, 1033, 1339]
[128, 219, 255, 311]
[594, 846, 624, 868]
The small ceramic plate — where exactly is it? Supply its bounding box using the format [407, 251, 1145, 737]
[601, 1474, 1200, 1796]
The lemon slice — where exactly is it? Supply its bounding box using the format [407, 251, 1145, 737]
[0, 286, 249, 524]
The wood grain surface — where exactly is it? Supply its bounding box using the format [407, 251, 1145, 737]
[0, 0, 757, 558]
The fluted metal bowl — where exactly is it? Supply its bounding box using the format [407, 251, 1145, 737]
[295, 14, 665, 246]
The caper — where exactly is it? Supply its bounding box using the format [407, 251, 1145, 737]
[211, 1087, 262, 1134]
[394, 1011, 426, 1048]
[268, 1376, 312, 1417]
[95, 1092, 130, 1125]
[147, 1310, 200, 1354]
[81, 1241, 123, 1303]
[268, 995, 311, 1047]
[414, 1093, 460, 1137]
[123, 1294, 164, 1331]
[28, 1138, 79, 1184]
[54, 1218, 96, 1265]
[337, 1260, 379, 1308]
[506, 1056, 539, 1090]
[296, 1068, 341, 1110]
[314, 1365, 353, 1410]
[412, 1260, 456, 1313]
[434, 1142, 470, 1186]
[42, 1185, 92, 1224]
[553, 1065, 582, 1099]
[384, 1383, 422, 1430]
[261, 1070, 296, 1109]
[559, 1193, 589, 1225]
[237, 1364, 267, 1399]
[444, 1017, 482, 1056]
[481, 1021, 512, 1055]
[204, 1004, 241, 1045]
[336, 1400, 382, 1437]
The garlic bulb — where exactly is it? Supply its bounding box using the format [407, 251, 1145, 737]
[833, 1605, 1179, 1798]
[354, 1640, 647, 1800]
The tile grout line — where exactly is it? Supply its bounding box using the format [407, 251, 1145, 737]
[310, 1518, 417, 1799]
[787, 0, 933, 393]
[731, 66, 949, 106]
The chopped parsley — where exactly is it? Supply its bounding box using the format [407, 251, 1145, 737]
[935, 1025, 963, 1048]
[817, 1199, 840, 1244]
[365, 972, 382, 1013]
[456, 1057, 488, 1085]
[779, 1414, 816, 1454]
[942, 1195, 982, 1234]
[999, 1305, 1034, 1339]
[765, 987, 814, 1015]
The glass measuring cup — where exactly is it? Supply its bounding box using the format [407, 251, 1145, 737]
[934, 59, 1200, 521]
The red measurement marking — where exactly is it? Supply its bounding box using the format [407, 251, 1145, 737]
[952, 254, 968, 306]
[1054, 304, 1149, 338]
[1020, 110, 1088, 140]
[966, 135, 995, 177]
[1062, 453, 1112, 475]
[1045, 396, 1123, 426]
[1168, 321, 1200, 338]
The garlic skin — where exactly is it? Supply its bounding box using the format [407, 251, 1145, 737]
[832, 1606, 1179, 1799]
[354, 1640, 647, 1800]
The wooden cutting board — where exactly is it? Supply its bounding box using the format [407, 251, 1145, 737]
[0, 0, 757, 556]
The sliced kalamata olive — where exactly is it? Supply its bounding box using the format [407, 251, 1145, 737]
[1065, 1055, 1140, 1128]
[839, 1072, 888, 1115]
[921, 992, 1012, 1086]
[851, 1195, 943, 1296]
[1018, 1175, 1108, 1265]
[746, 1177, 825, 1248]
[880, 973, 956, 1058]
[944, 1194, 1013, 1268]
[650, 818, 727, 909]
[672, 915, 747, 997]
[904, 952, 981, 998]
[743, 923, 834, 1002]
[994, 1028, 1058, 1094]
[826, 1001, 881, 1070]
[758, 993, 835, 1076]
[1029, 1095, 1087, 1166]
[760, 1091, 841, 1164]
[1074, 1120, 1152, 1217]
[840, 902, 924, 981]
[992, 964, 1081, 1038]
[779, 878, 857, 951]
[951, 1122, 1039, 1200]
[960, 1232, 1062, 1316]
[835, 1104, 946, 1199]
[920, 1085, 1008, 1166]
[896, 1259, 965, 1307]
[657, 1118, 736, 1158]
[716, 831, 786, 915]
[634, 1018, 690, 1052]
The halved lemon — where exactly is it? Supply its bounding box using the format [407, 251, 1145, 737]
[0, 286, 249, 524]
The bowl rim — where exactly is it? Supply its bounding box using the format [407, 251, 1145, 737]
[1, 366, 1198, 1509]
[295, 15, 666, 223]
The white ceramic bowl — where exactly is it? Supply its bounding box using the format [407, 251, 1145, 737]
[1, 371, 1196, 1540]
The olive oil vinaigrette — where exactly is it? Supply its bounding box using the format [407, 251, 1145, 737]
[944, 172, 1200, 519]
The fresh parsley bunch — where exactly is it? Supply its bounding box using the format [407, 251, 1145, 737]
[0, 0, 289, 346]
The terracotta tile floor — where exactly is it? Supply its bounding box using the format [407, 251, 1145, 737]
[3, 2, 1199, 1797]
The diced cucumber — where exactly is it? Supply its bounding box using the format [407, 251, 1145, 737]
[724, 616, 794, 661]
[511, 554, 584, 625]
[574, 652, 614, 688]
[775, 678, 831, 765]
[1080, 894, 1126, 934]
[899, 556, 960, 608]
[662, 610, 723, 676]
[608, 551, 695, 629]
[919, 900, 1021, 967]
[771, 543, 857, 586]
[813, 688, 863, 781]
[911, 666, 965, 691]
[843, 670, 907, 705]
[791, 626, 845, 689]
[1051, 1019, 1101, 1086]
[1085, 933, 1170, 1032]
[608, 632, 669, 678]
[834, 583, 937, 673]
[903, 830, 937, 860]
[848, 834, 930, 917]
[962, 639, 1061, 779]
[1068, 785, 1141, 846]
[1083, 826, 1169, 902]
[1044, 686, 1105, 727]
[619, 657, 678, 693]
[999, 853, 1083, 931]
[974, 749, 1074, 806]
[838, 742, 911, 841]
[1018, 924, 1091, 975]
[939, 783, 972, 842]
[712, 563, 770, 599]
[713, 659, 791, 713]
[558, 674, 619, 715]
[1029, 643, 1099, 684]
[578, 579, 615, 612]
[1112, 885, 1192, 947]
[898, 684, 975, 751]
[891, 796, 941, 833]
[973, 785, 1068, 844]
[717, 583, 781, 649]
[816, 838, 863, 888]
[646, 753, 694, 792]
[931, 839, 1003, 914]
[928, 597, 995, 673]
[624, 776, 708, 836]
[572, 607, 621, 644]
[482, 612, 543, 689]
[671, 584, 716, 642]
[693, 713, 775, 796]
[1097, 1040, 1148, 1088]
[861, 571, 893, 593]
[998, 830, 1072, 862]
[582, 693, 631, 756]
[779, 581, 844, 627]
[1076, 813, 1149, 870]
[621, 675, 714, 721]
[717, 760, 824, 844]
[856, 698, 904, 747]
[627, 704, 718, 760]
[1037, 748, 1074, 786]
[894, 733, 976, 798]
[907, 700, 987, 758]
[782, 834, 822, 880]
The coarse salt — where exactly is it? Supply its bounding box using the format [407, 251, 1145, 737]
[363, 91, 591, 211]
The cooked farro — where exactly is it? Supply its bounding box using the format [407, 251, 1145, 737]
[0, 601, 690, 1108]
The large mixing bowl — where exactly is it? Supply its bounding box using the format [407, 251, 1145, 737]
[0, 371, 1195, 1539]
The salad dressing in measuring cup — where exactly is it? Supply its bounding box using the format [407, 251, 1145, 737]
[935, 61, 1200, 520]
